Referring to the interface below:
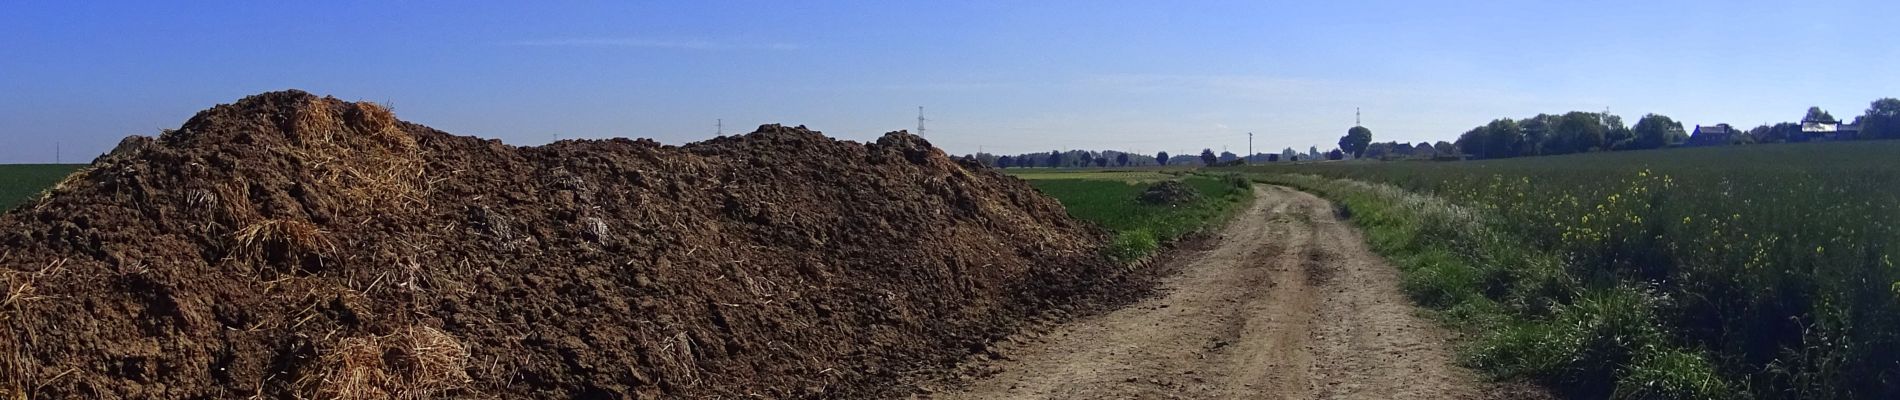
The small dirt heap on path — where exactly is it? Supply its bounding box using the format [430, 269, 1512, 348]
[0, 90, 1130, 399]
[1138, 180, 1201, 206]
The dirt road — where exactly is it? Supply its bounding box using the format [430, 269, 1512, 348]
[930, 185, 1528, 399]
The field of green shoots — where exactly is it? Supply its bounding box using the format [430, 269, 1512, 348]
[1011, 170, 1253, 261]
[0, 164, 84, 212]
[1243, 140, 1900, 398]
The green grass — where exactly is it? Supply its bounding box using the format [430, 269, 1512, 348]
[1239, 140, 1900, 399]
[1023, 171, 1253, 262]
[0, 164, 85, 212]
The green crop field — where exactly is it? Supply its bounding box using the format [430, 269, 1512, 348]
[0, 164, 85, 212]
[1020, 170, 1253, 261]
[1238, 140, 1900, 398]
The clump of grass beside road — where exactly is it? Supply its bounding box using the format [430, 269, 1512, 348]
[0, 164, 86, 212]
[1018, 171, 1253, 262]
[1239, 141, 1900, 398]
[1256, 173, 1737, 399]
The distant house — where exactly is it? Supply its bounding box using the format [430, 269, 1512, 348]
[1687, 124, 1738, 146]
[1801, 121, 1838, 134]
[1802, 113, 1844, 140]
[1837, 120, 1864, 140]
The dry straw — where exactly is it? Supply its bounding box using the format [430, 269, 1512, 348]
[310, 326, 470, 400]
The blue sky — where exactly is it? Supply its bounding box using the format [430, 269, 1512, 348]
[3, 1, 1896, 163]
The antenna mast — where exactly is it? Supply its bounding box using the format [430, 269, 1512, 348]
[1356, 107, 1362, 127]
[917, 106, 927, 135]
[717, 118, 724, 136]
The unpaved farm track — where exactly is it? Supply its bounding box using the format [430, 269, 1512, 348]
[929, 185, 1544, 399]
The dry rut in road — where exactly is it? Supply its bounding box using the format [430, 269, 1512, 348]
[929, 185, 1538, 399]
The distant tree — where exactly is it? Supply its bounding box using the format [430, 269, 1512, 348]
[1433, 141, 1455, 156]
[1481, 118, 1525, 159]
[1413, 142, 1437, 158]
[1455, 127, 1485, 159]
[1045, 151, 1062, 168]
[1199, 149, 1218, 166]
[1155, 151, 1170, 166]
[1549, 111, 1607, 154]
[1730, 128, 1757, 145]
[1804, 106, 1839, 124]
[1606, 131, 1635, 150]
[1604, 113, 1635, 149]
[1390, 142, 1415, 158]
[1762, 122, 1805, 143]
[1116, 153, 1130, 166]
[1490, 123, 1521, 157]
[1365, 142, 1392, 159]
[1282, 147, 1298, 161]
[1078, 152, 1094, 168]
[1339, 126, 1373, 158]
[1267, 153, 1280, 162]
[1518, 113, 1559, 156]
[1630, 114, 1687, 150]
[1327, 149, 1344, 160]
[970, 153, 996, 166]
[1308, 146, 1321, 160]
[995, 155, 1013, 168]
[1862, 98, 1900, 139]
[1746, 125, 1773, 143]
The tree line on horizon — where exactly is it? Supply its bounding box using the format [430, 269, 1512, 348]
[962, 97, 1900, 168]
[1446, 97, 1900, 160]
[974, 147, 1339, 169]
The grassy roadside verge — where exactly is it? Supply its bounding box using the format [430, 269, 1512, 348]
[1018, 172, 1254, 262]
[1255, 173, 1736, 399]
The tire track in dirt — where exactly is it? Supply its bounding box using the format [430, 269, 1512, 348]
[922, 185, 1538, 399]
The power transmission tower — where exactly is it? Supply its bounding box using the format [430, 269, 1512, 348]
[1356, 107, 1362, 127]
[917, 106, 927, 135]
[716, 118, 723, 136]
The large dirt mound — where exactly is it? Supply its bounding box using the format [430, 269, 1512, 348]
[0, 90, 1127, 398]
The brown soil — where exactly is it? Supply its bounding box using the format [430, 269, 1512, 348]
[0, 90, 1143, 399]
[1137, 181, 1200, 206]
[923, 186, 1552, 399]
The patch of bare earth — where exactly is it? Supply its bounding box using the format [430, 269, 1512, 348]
[921, 185, 1549, 399]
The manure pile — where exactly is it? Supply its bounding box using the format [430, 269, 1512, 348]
[0, 90, 1131, 398]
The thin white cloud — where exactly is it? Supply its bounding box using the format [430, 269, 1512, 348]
[495, 38, 801, 51]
